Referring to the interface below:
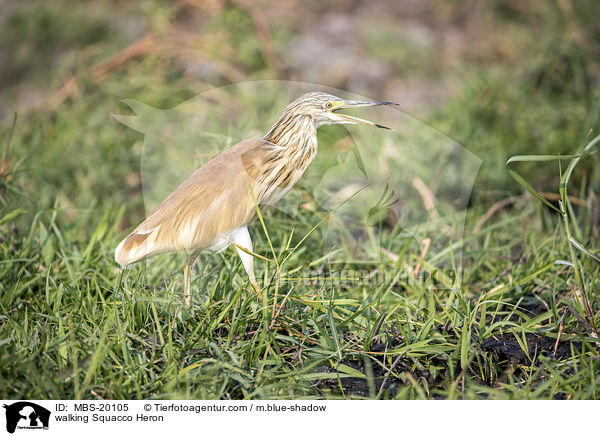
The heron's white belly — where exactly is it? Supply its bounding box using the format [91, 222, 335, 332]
[207, 232, 234, 253]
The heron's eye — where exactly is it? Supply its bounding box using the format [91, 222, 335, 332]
[325, 102, 333, 109]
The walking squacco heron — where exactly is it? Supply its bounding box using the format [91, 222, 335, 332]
[115, 92, 392, 304]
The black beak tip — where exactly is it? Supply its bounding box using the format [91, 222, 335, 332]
[375, 123, 391, 130]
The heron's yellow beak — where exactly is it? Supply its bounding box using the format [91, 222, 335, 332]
[331, 100, 396, 129]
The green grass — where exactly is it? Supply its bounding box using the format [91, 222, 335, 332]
[1, 191, 599, 399]
[1, 0, 600, 400]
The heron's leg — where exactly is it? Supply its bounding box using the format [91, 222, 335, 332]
[230, 225, 259, 289]
[183, 249, 201, 307]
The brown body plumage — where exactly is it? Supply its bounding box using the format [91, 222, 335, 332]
[115, 92, 391, 302]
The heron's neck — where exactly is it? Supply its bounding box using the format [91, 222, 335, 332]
[265, 114, 316, 148]
[264, 114, 318, 169]
[254, 114, 318, 205]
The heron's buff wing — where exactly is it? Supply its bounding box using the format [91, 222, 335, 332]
[115, 138, 269, 266]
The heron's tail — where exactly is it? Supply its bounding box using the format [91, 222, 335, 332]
[115, 226, 163, 267]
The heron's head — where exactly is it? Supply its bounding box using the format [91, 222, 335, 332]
[286, 92, 393, 129]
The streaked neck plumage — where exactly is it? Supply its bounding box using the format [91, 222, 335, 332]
[264, 113, 318, 168]
[257, 113, 319, 205]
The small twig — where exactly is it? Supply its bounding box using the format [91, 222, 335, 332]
[90, 389, 105, 400]
[50, 33, 158, 109]
[412, 177, 439, 220]
[474, 195, 522, 234]
[270, 286, 294, 328]
[377, 351, 406, 397]
[292, 342, 303, 364]
[474, 192, 588, 234]
[541, 192, 588, 207]
[553, 310, 565, 357]
[93, 34, 158, 82]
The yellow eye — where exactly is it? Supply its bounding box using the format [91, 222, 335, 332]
[325, 102, 333, 109]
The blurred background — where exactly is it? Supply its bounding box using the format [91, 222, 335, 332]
[1, 0, 599, 231]
[2, 0, 600, 400]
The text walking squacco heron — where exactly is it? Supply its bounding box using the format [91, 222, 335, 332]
[115, 92, 393, 305]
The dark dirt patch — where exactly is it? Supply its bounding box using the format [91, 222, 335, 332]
[314, 359, 404, 398]
[481, 333, 581, 363]
[313, 332, 582, 397]
[314, 337, 400, 397]
[313, 337, 433, 398]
